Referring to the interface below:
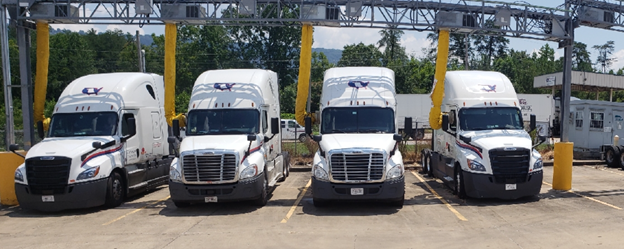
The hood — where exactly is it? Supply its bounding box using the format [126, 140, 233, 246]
[460, 129, 531, 150]
[180, 135, 261, 156]
[319, 134, 396, 153]
[25, 137, 116, 159]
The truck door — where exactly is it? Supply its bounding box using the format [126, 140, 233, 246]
[121, 110, 147, 188]
[146, 111, 166, 181]
[440, 109, 458, 178]
[262, 110, 277, 182]
[614, 110, 624, 139]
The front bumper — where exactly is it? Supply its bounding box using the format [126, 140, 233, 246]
[169, 173, 264, 203]
[463, 170, 543, 199]
[15, 178, 108, 212]
[311, 176, 405, 202]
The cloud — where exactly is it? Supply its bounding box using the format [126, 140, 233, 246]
[312, 27, 382, 49]
[50, 24, 101, 33]
[401, 34, 429, 58]
[609, 49, 624, 71]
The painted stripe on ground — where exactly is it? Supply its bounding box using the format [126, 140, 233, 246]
[411, 171, 468, 221]
[543, 181, 622, 210]
[281, 179, 311, 223]
[102, 195, 171, 226]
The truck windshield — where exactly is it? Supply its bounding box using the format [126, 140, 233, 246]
[48, 112, 118, 137]
[321, 107, 395, 134]
[186, 109, 260, 135]
[459, 107, 523, 131]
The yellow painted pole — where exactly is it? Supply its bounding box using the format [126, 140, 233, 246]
[0, 152, 25, 206]
[429, 30, 450, 130]
[34, 22, 51, 130]
[164, 23, 186, 127]
[553, 142, 573, 190]
[295, 24, 313, 126]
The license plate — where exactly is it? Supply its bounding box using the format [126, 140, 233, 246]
[350, 188, 364, 195]
[42, 195, 55, 202]
[505, 184, 517, 191]
[204, 196, 218, 203]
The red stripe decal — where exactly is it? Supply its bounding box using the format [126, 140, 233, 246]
[241, 143, 263, 163]
[81, 144, 123, 167]
[456, 141, 483, 159]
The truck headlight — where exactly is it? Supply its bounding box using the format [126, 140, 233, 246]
[533, 159, 543, 170]
[387, 165, 403, 179]
[170, 167, 182, 182]
[77, 166, 100, 180]
[14, 168, 24, 182]
[467, 159, 486, 172]
[313, 164, 329, 181]
[240, 164, 258, 179]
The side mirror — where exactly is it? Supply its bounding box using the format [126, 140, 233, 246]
[167, 136, 177, 145]
[247, 134, 257, 141]
[37, 120, 44, 139]
[393, 134, 402, 142]
[172, 119, 180, 137]
[9, 144, 19, 152]
[442, 114, 449, 132]
[459, 135, 471, 144]
[539, 135, 546, 142]
[92, 141, 102, 149]
[271, 117, 279, 134]
[530, 114, 536, 132]
[313, 135, 322, 142]
[264, 136, 270, 143]
[305, 116, 312, 135]
[404, 117, 413, 139]
[127, 117, 137, 136]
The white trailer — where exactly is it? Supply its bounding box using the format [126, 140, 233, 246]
[304, 67, 405, 207]
[168, 69, 288, 207]
[11, 73, 172, 212]
[517, 94, 555, 137]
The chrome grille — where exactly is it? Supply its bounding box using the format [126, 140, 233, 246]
[182, 154, 237, 182]
[25, 157, 71, 195]
[330, 153, 384, 181]
[489, 148, 530, 184]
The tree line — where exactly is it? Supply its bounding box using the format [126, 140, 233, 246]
[1, 21, 622, 132]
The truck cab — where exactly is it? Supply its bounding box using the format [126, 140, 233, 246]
[168, 69, 288, 207]
[12, 73, 172, 211]
[422, 71, 543, 199]
[307, 67, 405, 207]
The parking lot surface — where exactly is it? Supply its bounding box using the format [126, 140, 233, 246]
[2, 164, 624, 248]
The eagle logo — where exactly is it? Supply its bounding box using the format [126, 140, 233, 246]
[82, 87, 103, 95]
[480, 85, 497, 92]
[348, 81, 369, 89]
[214, 83, 236, 91]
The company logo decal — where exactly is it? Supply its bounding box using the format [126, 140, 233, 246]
[82, 87, 103, 95]
[348, 81, 369, 89]
[479, 84, 497, 92]
[214, 83, 236, 91]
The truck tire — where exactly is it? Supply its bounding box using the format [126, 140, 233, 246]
[605, 147, 620, 168]
[105, 171, 125, 208]
[173, 201, 191, 208]
[420, 152, 431, 176]
[253, 173, 268, 206]
[298, 133, 307, 142]
[454, 166, 467, 199]
[278, 152, 290, 182]
[619, 151, 624, 169]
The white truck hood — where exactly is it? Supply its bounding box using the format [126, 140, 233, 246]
[25, 137, 117, 159]
[460, 129, 531, 150]
[319, 134, 397, 153]
[180, 135, 261, 156]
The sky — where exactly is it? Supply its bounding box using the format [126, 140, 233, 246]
[45, 0, 624, 71]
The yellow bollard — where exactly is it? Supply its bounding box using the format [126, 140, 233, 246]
[553, 142, 573, 190]
[0, 151, 25, 206]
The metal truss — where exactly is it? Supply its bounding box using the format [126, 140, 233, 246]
[571, 0, 624, 32]
[4, 0, 572, 41]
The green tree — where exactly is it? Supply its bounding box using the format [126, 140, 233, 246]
[572, 42, 593, 72]
[337, 43, 383, 67]
[472, 21, 509, 70]
[45, 31, 97, 100]
[378, 27, 407, 66]
[593, 40, 616, 73]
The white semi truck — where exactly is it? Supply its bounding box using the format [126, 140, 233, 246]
[168, 69, 288, 207]
[304, 67, 405, 207]
[11, 73, 172, 211]
[421, 71, 543, 199]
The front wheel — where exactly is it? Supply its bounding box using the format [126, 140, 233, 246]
[253, 173, 268, 206]
[420, 152, 430, 176]
[454, 166, 467, 199]
[606, 147, 620, 167]
[105, 171, 125, 208]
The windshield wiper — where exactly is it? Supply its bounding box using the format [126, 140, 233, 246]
[329, 129, 347, 133]
[359, 129, 385, 133]
[221, 130, 246, 134]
